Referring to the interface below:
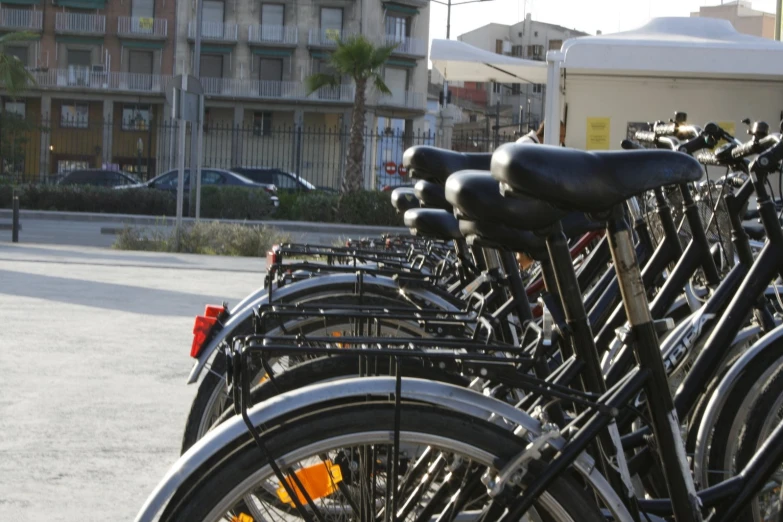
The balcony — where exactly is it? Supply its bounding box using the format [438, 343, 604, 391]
[0, 8, 43, 31]
[28, 68, 169, 94]
[248, 25, 298, 46]
[383, 35, 426, 57]
[199, 77, 354, 102]
[376, 90, 426, 110]
[117, 16, 167, 39]
[188, 21, 238, 43]
[55, 12, 105, 35]
[308, 28, 350, 48]
[381, 0, 429, 8]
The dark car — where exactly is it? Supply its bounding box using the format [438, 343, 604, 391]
[58, 168, 140, 188]
[118, 168, 279, 206]
[230, 166, 320, 193]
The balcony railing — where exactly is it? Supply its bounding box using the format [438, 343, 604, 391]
[199, 77, 354, 102]
[0, 8, 42, 31]
[28, 68, 168, 94]
[117, 16, 167, 38]
[55, 12, 106, 34]
[248, 25, 298, 45]
[383, 35, 426, 57]
[188, 21, 238, 42]
[376, 90, 426, 110]
[308, 28, 347, 47]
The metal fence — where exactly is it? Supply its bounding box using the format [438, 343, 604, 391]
[1, 116, 435, 191]
[452, 128, 519, 153]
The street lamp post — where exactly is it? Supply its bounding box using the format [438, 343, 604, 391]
[136, 138, 143, 177]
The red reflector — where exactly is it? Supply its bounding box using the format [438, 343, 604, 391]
[191, 315, 218, 358]
[266, 244, 280, 266]
[204, 304, 225, 318]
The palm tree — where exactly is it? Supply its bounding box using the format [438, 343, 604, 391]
[0, 31, 36, 96]
[305, 35, 395, 194]
[0, 31, 36, 180]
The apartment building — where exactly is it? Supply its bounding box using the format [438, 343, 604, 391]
[0, 0, 175, 177]
[173, 0, 430, 171]
[436, 14, 588, 132]
[690, 0, 775, 39]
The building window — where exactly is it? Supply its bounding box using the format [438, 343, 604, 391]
[131, 0, 154, 19]
[128, 50, 153, 89]
[5, 46, 28, 67]
[511, 45, 523, 57]
[469, 114, 477, 123]
[61, 102, 89, 128]
[202, 0, 225, 38]
[533, 83, 543, 93]
[495, 39, 503, 54]
[534, 31, 538, 37]
[5, 101, 25, 118]
[548, 39, 562, 51]
[253, 111, 272, 136]
[492, 82, 501, 94]
[320, 7, 342, 39]
[200, 54, 224, 78]
[122, 105, 151, 131]
[261, 4, 284, 26]
[385, 15, 409, 40]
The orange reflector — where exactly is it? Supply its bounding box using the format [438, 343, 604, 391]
[331, 331, 345, 349]
[230, 514, 254, 522]
[276, 460, 343, 507]
[204, 304, 225, 318]
[190, 315, 218, 358]
[266, 245, 280, 267]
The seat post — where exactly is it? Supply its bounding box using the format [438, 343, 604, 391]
[606, 205, 702, 522]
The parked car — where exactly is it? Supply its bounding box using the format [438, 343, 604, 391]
[118, 168, 279, 206]
[230, 166, 327, 193]
[57, 168, 141, 188]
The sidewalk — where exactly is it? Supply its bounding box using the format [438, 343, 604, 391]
[0, 209, 407, 248]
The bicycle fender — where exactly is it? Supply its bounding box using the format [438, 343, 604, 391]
[186, 273, 461, 384]
[135, 377, 634, 522]
[692, 322, 782, 484]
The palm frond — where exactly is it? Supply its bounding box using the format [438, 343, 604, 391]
[0, 31, 39, 47]
[371, 73, 391, 96]
[304, 72, 340, 95]
[370, 44, 397, 70]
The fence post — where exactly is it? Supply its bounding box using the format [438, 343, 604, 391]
[12, 192, 19, 243]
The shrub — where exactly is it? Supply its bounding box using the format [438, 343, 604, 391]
[0, 184, 176, 215]
[200, 186, 275, 220]
[113, 221, 291, 257]
[272, 190, 402, 227]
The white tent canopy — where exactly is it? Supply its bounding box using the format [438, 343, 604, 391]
[430, 38, 548, 85]
[559, 17, 783, 80]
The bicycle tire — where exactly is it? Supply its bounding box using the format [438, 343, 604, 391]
[163, 402, 606, 522]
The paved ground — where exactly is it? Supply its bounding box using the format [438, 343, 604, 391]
[0, 217, 346, 248]
[0, 242, 266, 520]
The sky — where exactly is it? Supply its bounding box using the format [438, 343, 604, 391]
[428, 0, 779, 43]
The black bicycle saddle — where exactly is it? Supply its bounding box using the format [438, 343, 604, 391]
[492, 144, 703, 214]
[403, 146, 491, 184]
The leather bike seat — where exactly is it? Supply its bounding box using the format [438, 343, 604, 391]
[492, 144, 703, 214]
[459, 219, 548, 259]
[446, 170, 567, 230]
[404, 208, 462, 240]
[403, 146, 491, 184]
[414, 180, 453, 213]
[390, 187, 420, 214]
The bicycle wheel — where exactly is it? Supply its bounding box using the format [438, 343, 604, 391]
[181, 292, 437, 453]
[163, 403, 606, 522]
[731, 364, 783, 521]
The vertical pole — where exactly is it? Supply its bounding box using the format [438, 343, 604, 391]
[494, 101, 500, 149]
[188, 0, 204, 216]
[442, 0, 451, 103]
[176, 119, 187, 249]
[12, 192, 19, 243]
[195, 94, 204, 220]
[543, 52, 563, 146]
[776, 0, 782, 40]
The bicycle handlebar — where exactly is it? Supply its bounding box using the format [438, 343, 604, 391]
[752, 136, 783, 174]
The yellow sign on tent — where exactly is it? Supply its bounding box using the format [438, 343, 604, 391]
[586, 117, 611, 150]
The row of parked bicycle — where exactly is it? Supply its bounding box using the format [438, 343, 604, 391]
[135, 112, 783, 522]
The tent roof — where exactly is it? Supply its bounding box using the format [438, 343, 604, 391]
[429, 39, 548, 84]
[560, 17, 783, 79]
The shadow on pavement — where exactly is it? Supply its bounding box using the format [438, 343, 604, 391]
[0, 269, 222, 316]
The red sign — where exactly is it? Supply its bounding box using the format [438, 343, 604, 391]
[398, 164, 408, 177]
[384, 161, 397, 175]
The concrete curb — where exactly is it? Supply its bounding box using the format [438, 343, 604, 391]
[0, 209, 407, 237]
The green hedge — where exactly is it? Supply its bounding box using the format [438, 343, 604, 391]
[274, 190, 402, 227]
[0, 184, 275, 220]
[0, 184, 401, 226]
